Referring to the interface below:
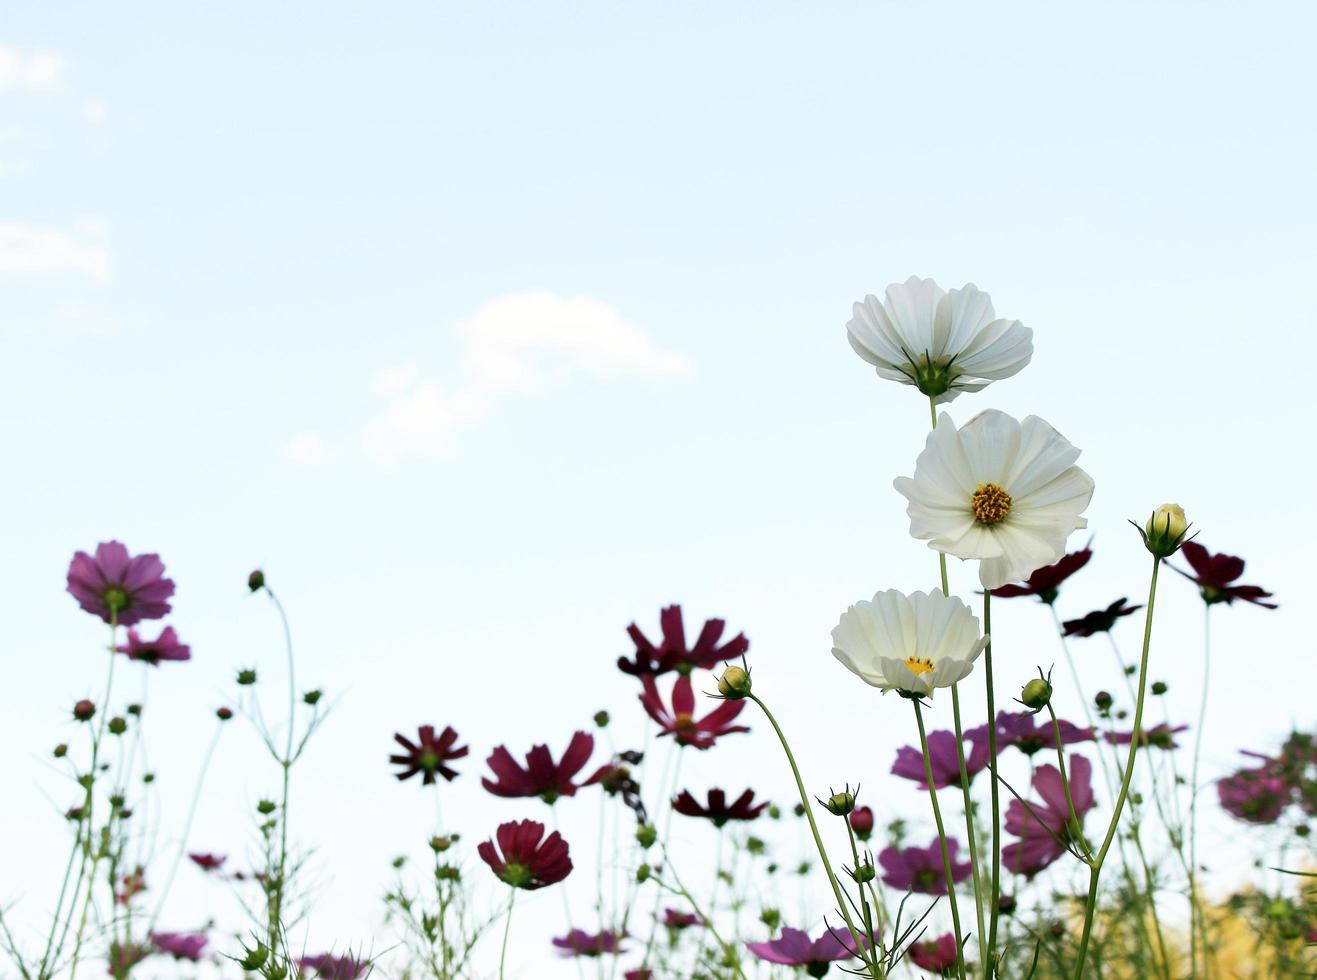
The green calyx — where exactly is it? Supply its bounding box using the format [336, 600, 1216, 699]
[500, 861, 532, 888]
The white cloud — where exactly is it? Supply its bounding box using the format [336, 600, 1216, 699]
[284, 431, 340, 467]
[0, 47, 66, 92]
[361, 292, 693, 463]
[0, 220, 111, 282]
[57, 301, 117, 334]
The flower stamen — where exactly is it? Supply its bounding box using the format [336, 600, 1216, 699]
[970, 483, 1012, 525]
[904, 656, 935, 677]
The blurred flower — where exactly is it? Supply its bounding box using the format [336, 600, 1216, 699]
[747, 925, 867, 969]
[73, 699, 96, 722]
[116, 868, 145, 905]
[482, 731, 605, 802]
[1061, 598, 1143, 638]
[625, 972, 653, 980]
[832, 589, 986, 697]
[299, 953, 369, 979]
[66, 541, 175, 626]
[150, 932, 207, 962]
[892, 728, 991, 787]
[187, 852, 226, 872]
[391, 725, 468, 785]
[879, 838, 972, 895]
[618, 604, 749, 677]
[639, 675, 749, 749]
[108, 942, 149, 975]
[478, 819, 572, 889]
[660, 908, 704, 930]
[115, 626, 191, 666]
[986, 710, 1095, 757]
[908, 933, 960, 974]
[989, 545, 1093, 603]
[846, 276, 1032, 403]
[1003, 755, 1094, 878]
[1104, 722, 1189, 750]
[672, 788, 769, 827]
[551, 929, 626, 956]
[894, 410, 1094, 589]
[589, 751, 648, 824]
[1219, 762, 1291, 824]
[1174, 542, 1277, 608]
[849, 805, 875, 841]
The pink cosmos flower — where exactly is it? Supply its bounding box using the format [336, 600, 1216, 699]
[660, 908, 704, 930]
[879, 838, 972, 895]
[638, 675, 748, 750]
[187, 852, 226, 872]
[116, 626, 191, 665]
[482, 731, 605, 803]
[986, 711, 1094, 757]
[551, 929, 626, 956]
[1003, 755, 1094, 878]
[299, 953, 369, 979]
[892, 729, 991, 787]
[1218, 762, 1291, 824]
[150, 932, 207, 962]
[617, 604, 749, 677]
[746, 926, 866, 970]
[478, 819, 573, 889]
[1103, 723, 1189, 750]
[67, 541, 175, 626]
[908, 933, 959, 974]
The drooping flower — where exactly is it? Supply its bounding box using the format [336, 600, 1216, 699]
[551, 929, 626, 956]
[478, 819, 573, 889]
[298, 953, 369, 980]
[989, 544, 1092, 603]
[672, 788, 769, 827]
[986, 710, 1095, 757]
[746, 925, 867, 971]
[391, 725, 469, 785]
[894, 410, 1095, 590]
[639, 675, 749, 749]
[618, 605, 749, 677]
[848, 805, 875, 841]
[1174, 542, 1277, 608]
[1103, 723, 1189, 750]
[660, 908, 704, 930]
[1218, 762, 1291, 824]
[908, 933, 960, 974]
[891, 728, 991, 787]
[187, 852, 226, 872]
[846, 276, 1033, 403]
[66, 541, 175, 626]
[878, 838, 972, 895]
[1061, 598, 1143, 638]
[587, 751, 648, 824]
[150, 932, 207, 962]
[482, 731, 604, 802]
[115, 626, 191, 665]
[831, 589, 986, 697]
[1002, 754, 1094, 878]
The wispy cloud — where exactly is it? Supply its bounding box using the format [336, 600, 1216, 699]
[0, 46, 66, 93]
[0, 220, 111, 282]
[284, 431, 340, 467]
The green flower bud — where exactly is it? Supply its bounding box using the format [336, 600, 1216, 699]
[108, 716, 128, 736]
[1140, 503, 1191, 558]
[1021, 677, 1052, 712]
[636, 864, 651, 882]
[1151, 681, 1168, 695]
[635, 824, 658, 849]
[759, 907, 781, 931]
[256, 799, 277, 815]
[821, 789, 855, 816]
[593, 710, 610, 728]
[716, 665, 752, 700]
[302, 689, 323, 706]
[237, 668, 257, 686]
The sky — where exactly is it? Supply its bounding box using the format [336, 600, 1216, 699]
[2, 2, 1315, 976]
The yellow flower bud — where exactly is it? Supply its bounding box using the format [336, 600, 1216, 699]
[1141, 503, 1190, 558]
[716, 665, 752, 700]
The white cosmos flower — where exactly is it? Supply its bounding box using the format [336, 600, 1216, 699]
[831, 589, 987, 696]
[894, 409, 1095, 590]
[847, 276, 1033, 403]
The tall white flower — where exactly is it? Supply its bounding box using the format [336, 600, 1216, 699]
[894, 409, 1095, 589]
[832, 589, 987, 697]
[847, 276, 1033, 403]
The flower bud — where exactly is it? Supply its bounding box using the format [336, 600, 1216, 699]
[759, 908, 781, 930]
[73, 699, 96, 722]
[430, 835, 453, 853]
[256, 799, 277, 815]
[593, 710, 610, 728]
[53, 743, 68, 758]
[1021, 677, 1052, 712]
[792, 803, 806, 818]
[822, 790, 855, 816]
[236, 668, 257, 686]
[240, 945, 269, 971]
[143, 772, 155, 784]
[716, 665, 752, 700]
[635, 824, 657, 849]
[391, 855, 406, 869]
[1094, 691, 1113, 713]
[1140, 503, 1190, 558]
[1151, 681, 1168, 695]
[247, 569, 265, 593]
[851, 859, 876, 884]
[848, 805, 875, 841]
[126, 703, 142, 716]
[999, 893, 1017, 915]
[302, 689, 323, 706]
[108, 716, 127, 736]
[216, 706, 234, 721]
[767, 805, 782, 820]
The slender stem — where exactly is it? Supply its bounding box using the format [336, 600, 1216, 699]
[1189, 603, 1212, 978]
[982, 592, 1002, 974]
[950, 686, 988, 961]
[913, 700, 967, 980]
[656, 845, 749, 980]
[498, 887, 516, 980]
[1072, 555, 1162, 978]
[843, 821, 877, 950]
[266, 587, 297, 956]
[1045, 704, 1091, 863]
[747, 694, 880, 979]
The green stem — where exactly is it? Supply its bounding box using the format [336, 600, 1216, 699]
[982, 592, 1002, 974]
[951, 685, 989, 964]
[1072, 555, 1162, 978]
[913, 699, 967, 980]
[266, 587, 297, 957]
[1044, 704, 1091, 864]
[656, 844, 748, 980]
[1188, 603, 1212, 979]
[498, 887, 516, 980]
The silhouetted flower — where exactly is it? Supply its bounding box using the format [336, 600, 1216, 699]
[187, 852, 226, 872]
[986, 710, 1095, 756]
[879, 838, 972, 895]
[1174, 542, 1277, 608]
[298, 953, 369, 979]
[391, 725, 468, 785]
[908, 933, 959, 974]
[1103, 723, 1189, 750]
[672, 788, 769, 827]
[116, 626, 191, 665]
[990, 545, 1093, 604]
[482, 731, 605, 802]
[892, 728, 991, 787]
[1003, 755, 1094, 877]
[67, 541, 175, 626]
[151, 932, 207, 962]
[1061, 598, 1142, 638]
[747, 925, 866, 970]
[639, 675, 748, 750]
[478, 819, 572, 889]
[618, 605, 749, 677]
[552, 929, 626, 956]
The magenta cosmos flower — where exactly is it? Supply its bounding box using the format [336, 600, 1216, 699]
[551, 929, 626, 956]
[892, 729, 991, 788]
[639, 675, 748, 750]
[879, 838, 972, 895]
[746, 926, 865, 975]
[299, 953, 369, 980]
[391, 725, 468, 785]
[672, 788, 769, 827]
[482, 731, 606, 802]
[187, 852, 225, 872]
[1218, 761, 1291, 824]
[150, 932, 207, 962]
[1104, 722, 1188, 750]
[990, 545, 1092, 604]
[986, 710, 1095, 757]
[908, 933, 959, 974]
[617, 604, 749, 677]
[478, 819, 572, 889]
[1003, 754, 1094, 877]
[116, 626, 190, 665]
[1061, 598, 1143, 638]
[1174, 541, 1277, 608]
[661, 908, 704, 930]
[67, 541, 175, 626]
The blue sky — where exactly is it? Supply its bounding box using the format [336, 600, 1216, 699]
[3, 2, 1315, 976]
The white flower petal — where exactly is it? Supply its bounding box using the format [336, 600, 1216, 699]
[955, 318, 1034, 380]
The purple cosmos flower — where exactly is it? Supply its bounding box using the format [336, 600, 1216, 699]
[150, 932, 207, 962]
[672, 788, 769, 827]
[1103, 723, 1189, 750]
[116, 626, 191, 665]
[299, 953, 369, 980]
[1061, 598, 1142, 638]
[625, 972, 653, 980]
[1003, 755, 1094, 878]
[67, 541, 175, 626]
[990, 545, 1092, 604]
[892, 729, 991, 788]
[746, 926, 866, 973]
[617, 604, 749, 677]
[879, 838, 972, 895]
[987, 710, 1095, 757]
[908, 933, 959, 974]
[551, 929, 626, 956]
[1174, 542, 1277, 608]
[660, 908, 704, 930]
[482, 731, 606, 803]
[1218, 761, 1291, 824]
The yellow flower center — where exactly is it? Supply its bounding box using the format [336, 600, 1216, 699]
[904, 656, 935, 677]
[674, 712, 695, 733]
[971, 483, 1012, 525]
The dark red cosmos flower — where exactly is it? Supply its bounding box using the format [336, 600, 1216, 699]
[1174, 542, 1277, 608]
[482, 731, 606, 803]
[187, 852, 226, 872]
[298, 953, 369, 979]
[1061, 598, 1143, 638]
[391, 725, 468, 785]
[551, 929, 626, 956]
[672, 788, 769, 827]
[639, 675, 748, 750]
[990, 545, 1092, 604]
[116, 626, 191, 665]
[984, 711, 1095, 757]
[849, 805, 875, 841]
[478, 819, 572, 889]
[908, 933, 959, 974]
[618, 604, 749, 677]
[625, 972, 653, 980]
[67, 541, 175, 626]
[660, 908, 704, 930]
[1103, 723, 1189, 750]
[892, 729, 991, 787]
